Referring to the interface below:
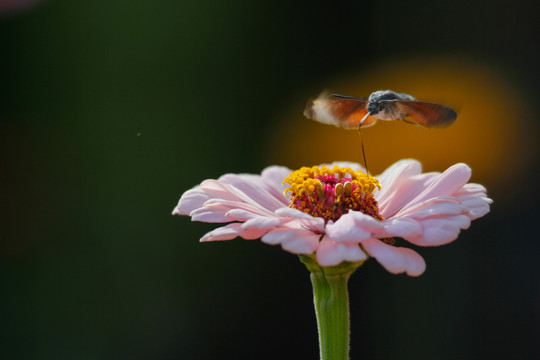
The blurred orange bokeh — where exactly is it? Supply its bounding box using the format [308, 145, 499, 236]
[267, 57, 537, 195]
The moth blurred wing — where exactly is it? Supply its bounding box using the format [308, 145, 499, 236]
[394, 101, 457, 128]
[304, 94, 377, 129]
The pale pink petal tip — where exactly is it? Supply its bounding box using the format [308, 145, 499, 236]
[173, 187, 209, 215]
[201, 223, 268, 242]
[324, 213, 374, 242]
[316, 238, 368, 267]
[362, 238, 426, 276]
[262, 228, 320, 254]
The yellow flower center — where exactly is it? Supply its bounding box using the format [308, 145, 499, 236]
[282, 165, 383, 223]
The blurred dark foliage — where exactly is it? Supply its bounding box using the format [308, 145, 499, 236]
[1, 0, 538, 359]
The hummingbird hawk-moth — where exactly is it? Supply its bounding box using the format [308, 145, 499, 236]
[304, 90, 457, 129]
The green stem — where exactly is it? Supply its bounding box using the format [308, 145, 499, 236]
[311, 270, 351, 360]
[300, 255, 364, 360]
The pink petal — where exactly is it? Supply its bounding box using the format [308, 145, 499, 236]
[449, 182, 492, 219]
[376, 160, 440, 218]
[380, 217, 422, 238]
[190, 199, 271, 222]
[288, 218, 327, 237]
[316, 238, 368, 266]
[325, 212, 380, 242]
[241, 216, 287, 230]
[200, 223, 242, 242]
[453, 182, 492, 218]
[260, 166, 292, 204]
[273, 208, 326, 235]
[376, 159, 422, 188]
[275, 207, 320, 220]
[454, 183, 488, 197]
[225, 209, 263, 221]
[173, 187, 209, 215]
[458, 196, 492, 219]
[219, 173, 288, 211]
[362, 238, 426, 276]
[200, 180, 271, 212]
[202, 198, 277, 218]
[190, 207, 232, 222]
[261, 228, 320, 254]
[394, 163, 472, 217]
[396, 197, 467, 219]
[329, 211, 424, 240]
[201, 223, 267, 242]
[406, 215, 471, 246]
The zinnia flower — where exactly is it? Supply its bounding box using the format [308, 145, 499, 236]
[173, 159, 491, 276]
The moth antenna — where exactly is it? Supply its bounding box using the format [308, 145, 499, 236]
[358, 112, 371, 175]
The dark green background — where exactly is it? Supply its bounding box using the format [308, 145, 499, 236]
[1, 1, 538, 359]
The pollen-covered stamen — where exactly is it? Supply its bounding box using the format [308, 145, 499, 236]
[344, 181, 352, 196]
[334, 182, 343, 198]
[283, 165, 384, 222]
